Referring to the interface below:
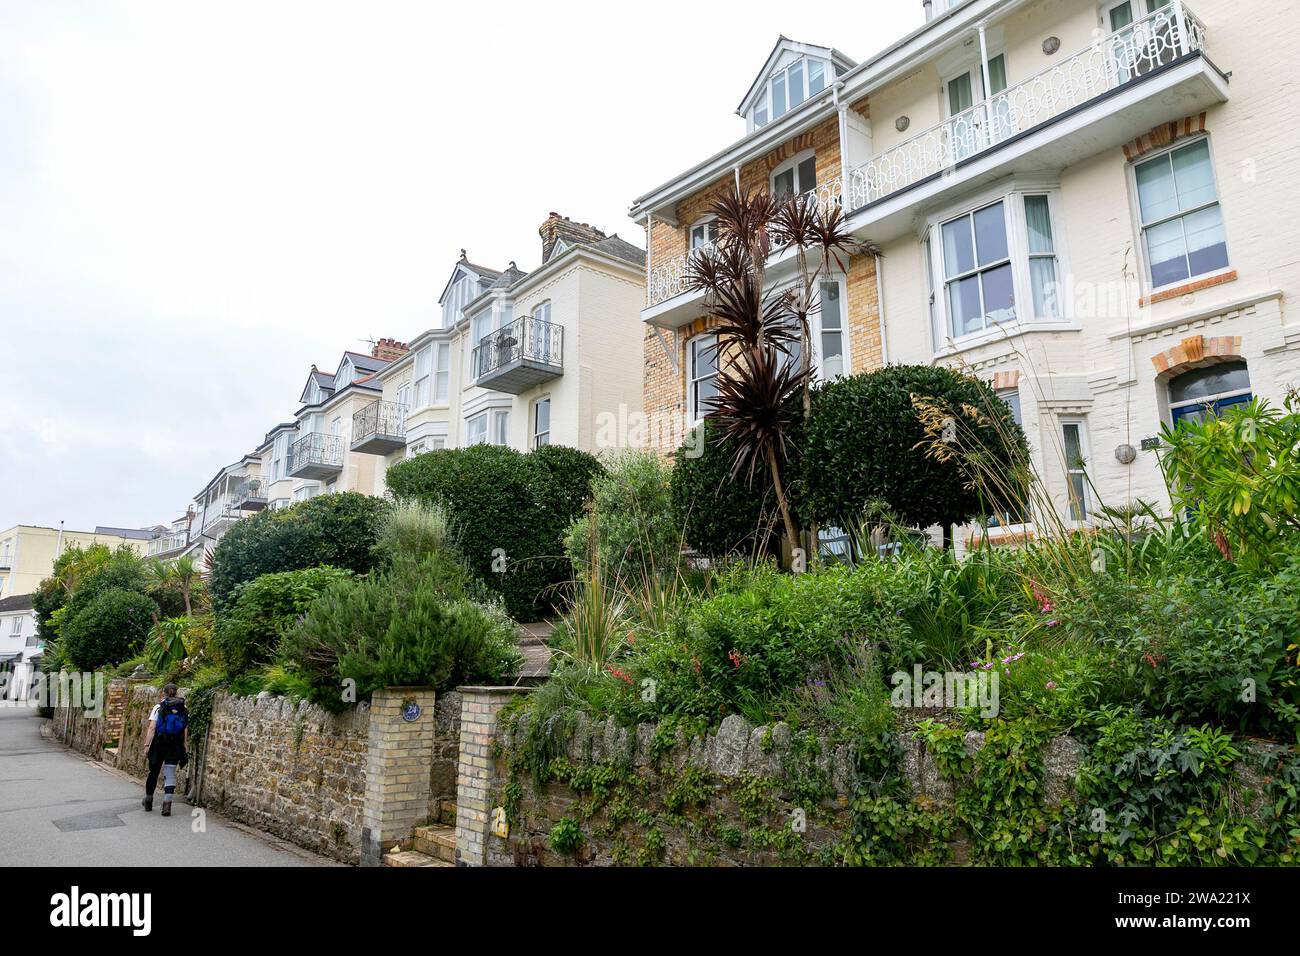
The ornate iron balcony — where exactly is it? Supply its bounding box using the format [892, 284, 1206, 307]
[470, 315, 563, 394]
[352, 400, 407, 454]
[288, 432, 344, 480]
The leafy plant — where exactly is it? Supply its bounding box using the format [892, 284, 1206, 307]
[214, 566, 354, 673]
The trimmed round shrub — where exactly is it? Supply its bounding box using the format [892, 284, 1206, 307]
[669, 420, 781, 559]
[60, 587, 159, 671]
[214, 566, 354, 673]
[799, 365, 1028, 531]
[207, 492, 388, 614]
[384, 444, 597, 619]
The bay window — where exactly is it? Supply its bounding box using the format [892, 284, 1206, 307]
[434, 343, 449, 402]
[413, 346, 431, 408]
[1024, 195, 1060, 318]
[942, 200, 1016, 337]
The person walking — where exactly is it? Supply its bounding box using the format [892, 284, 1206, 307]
[141, 683, 189, 817]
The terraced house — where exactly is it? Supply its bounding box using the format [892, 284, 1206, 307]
[362, 213, 645, 488]
[633, 0, 1300, 541]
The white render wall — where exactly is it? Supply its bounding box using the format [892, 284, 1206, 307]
[874, 0, 1300, 529]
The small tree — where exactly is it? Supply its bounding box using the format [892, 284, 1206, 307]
[799, 365, 1028, 543]
[669, 420, 780, 559]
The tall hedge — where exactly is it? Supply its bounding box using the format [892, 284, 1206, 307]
[798, 365, 1028, 531]
[207, 492, 388, 614]
[669, 420, 781, 559]
[59, 588, 158, 671]
[384, 444, 601, 619]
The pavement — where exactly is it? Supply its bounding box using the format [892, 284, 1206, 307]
[0, 706, 332, 866]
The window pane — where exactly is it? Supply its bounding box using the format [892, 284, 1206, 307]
[974, 202, 1008, 265]
[1146, 217, 1189, 286]
[1068, 473, 1088, 520]
[1062, 422, 1083, 463]
[789, 61, 805, 106]
[535, 399, 550, 435]
[1183, 205, 1229, 276]
[1171, 139, 1216, 209]
[1000, 390, 1023, 426]
[1029, 257, 1060, 317]
[819, 281, 842, 330]
[1109, 1, 1134, 30]
[948, 72, 973, 114]
[947, 274, 983, 336]
[797, 156, 817, 193]
[1136, 153, 1178, 223]
[820, 333, 844, 378]
[981, 262, 1016, 324]
[808, 60, 825, 94]
[772, 73, 787, 117]
[986, 54, 1007, 95]
[1169, 361, 1250, 403]
[773, 167, 795, 198]
[1024, 196, 1054, 254]
[942, 215, 975, 277]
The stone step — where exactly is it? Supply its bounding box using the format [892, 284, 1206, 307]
[439, 800, 457, 825]
[413, 824, 457, 863]
[383, 848, 452, 868]
[102, 747, 119, 766]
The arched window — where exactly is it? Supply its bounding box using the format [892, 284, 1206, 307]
[688, 218, 717, 253]
[1168, 361, 1251, 426]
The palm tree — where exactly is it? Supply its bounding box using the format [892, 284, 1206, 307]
[145, 555, 201, 617]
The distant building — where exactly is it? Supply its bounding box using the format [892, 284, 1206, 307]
[0, 593, 39, 700]
[0, 525, 152, 599]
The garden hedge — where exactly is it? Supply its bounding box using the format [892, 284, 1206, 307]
[207, 492, 388, 615]
[384, 444, 601, 619]
[669, 420, 781, 559]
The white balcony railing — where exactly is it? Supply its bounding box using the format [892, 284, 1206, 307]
[845, 4, 1208, 209]
[647, 181, 843, 306]
[147, 532, 189, 557]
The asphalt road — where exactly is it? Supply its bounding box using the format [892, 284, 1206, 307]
[0, 706, 330, 866]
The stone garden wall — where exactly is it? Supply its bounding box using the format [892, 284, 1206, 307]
[51, 677, 463, 865]
[200, 692, 370, 863]
[483, 711, 1088, 867]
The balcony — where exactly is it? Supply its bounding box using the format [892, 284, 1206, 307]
[471, 315, 564, 394]
[352, 400, 407, 455]
[288, 433, 344, 480]
[231, 476, 269, 511]
[147, 532, 189, 558]
[646, 180, 843, 314]
[843, 3, 1224, 242]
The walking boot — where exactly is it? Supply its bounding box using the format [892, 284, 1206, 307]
[160, 799, 172, 817]
[142, 795, 153, 812]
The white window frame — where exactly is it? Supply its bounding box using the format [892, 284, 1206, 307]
[532, 396, 551, 449]
[413, 345, 432, 409]
[770, 149, 818, 201]
[925, 183, 1070, 352]
[812, 276, 850, 380]
[433, 343, 450, 403]
[466, 413, 488, 445]
[1127, 134, 1231, 295]
[1059, 418, 1092, 523]
[750, 55, 830, 130]
[688, 217, 718, 254]
[686, 332, 721, 426]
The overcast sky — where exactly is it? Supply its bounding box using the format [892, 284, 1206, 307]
[0, 0, 923, 532]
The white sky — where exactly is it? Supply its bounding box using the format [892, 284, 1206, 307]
[0, 0, 923, 531]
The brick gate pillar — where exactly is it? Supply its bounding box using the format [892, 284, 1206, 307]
[360, 687, 436, 866]
[453, 686, 531, 866]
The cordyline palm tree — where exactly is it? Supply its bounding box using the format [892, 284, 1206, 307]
[686, 184, 878, 564]
[146, 554, 201, 617]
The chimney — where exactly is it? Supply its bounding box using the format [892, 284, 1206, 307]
[372, 337, 409, 362]
[539, 211, 606, 263]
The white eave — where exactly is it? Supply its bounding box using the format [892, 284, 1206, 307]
[629, 0, 1028, 221]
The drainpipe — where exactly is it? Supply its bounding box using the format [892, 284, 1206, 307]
[733, 164, 741, 192]
[874, 253, 890, 367]
[833, 83, 850, 190]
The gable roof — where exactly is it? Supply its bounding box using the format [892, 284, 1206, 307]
[737, 36, 857, 116]
[587, 234, 646, 268]
[438, 256, 503, 305]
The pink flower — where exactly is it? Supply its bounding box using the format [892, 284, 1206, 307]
[1045, 681, 1057, 691]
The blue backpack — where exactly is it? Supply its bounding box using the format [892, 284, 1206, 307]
[156, 698, 188, 740]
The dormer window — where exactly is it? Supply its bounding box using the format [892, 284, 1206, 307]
[751, 55, 830, 130]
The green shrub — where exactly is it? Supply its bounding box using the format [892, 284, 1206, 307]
[385, 444, 598, 619]
[59, 587, 159, 670]
[669, 420, 780, 559]
[214, 566, 354, 673]
[207, 492, 388, 614]
[565, 451, 680, 583]
[531, 444, 605, 519]
[282, 554, 521, 710]
[549, 817, 584, 855]
[799, 365, 1027, 531]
